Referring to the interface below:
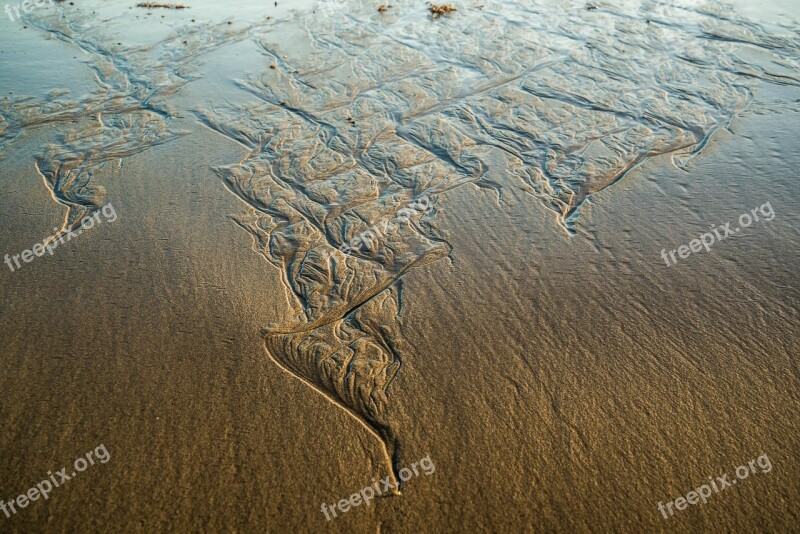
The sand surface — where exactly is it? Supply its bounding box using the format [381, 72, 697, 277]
[0, 0, 798, 532]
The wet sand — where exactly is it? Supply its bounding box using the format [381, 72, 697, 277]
[0, 0, 798, 532]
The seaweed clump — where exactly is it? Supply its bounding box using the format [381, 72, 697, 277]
[427, 3, 456, 17]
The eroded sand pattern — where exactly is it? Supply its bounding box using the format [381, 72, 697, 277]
[2, 0, 798, 496]
[1, 7, 267, 240]
[196, 0, 799, 481]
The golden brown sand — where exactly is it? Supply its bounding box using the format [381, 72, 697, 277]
[0, 0, 798, 531]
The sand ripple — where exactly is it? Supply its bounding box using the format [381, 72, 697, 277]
[4, 0, 798, 484]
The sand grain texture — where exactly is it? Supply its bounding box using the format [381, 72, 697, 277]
[0, 0, 798, 531]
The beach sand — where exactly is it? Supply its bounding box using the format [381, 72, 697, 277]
[0, 0, 798, 531]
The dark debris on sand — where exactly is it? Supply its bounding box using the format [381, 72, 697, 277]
[135, 2, 189, 9]
[427, 3, 457, 17]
